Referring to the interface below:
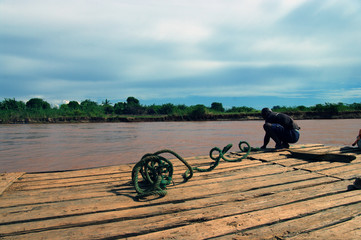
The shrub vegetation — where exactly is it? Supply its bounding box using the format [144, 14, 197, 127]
[1, 97, 361, 123]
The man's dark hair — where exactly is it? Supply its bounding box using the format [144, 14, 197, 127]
[261, 108, 272, 119]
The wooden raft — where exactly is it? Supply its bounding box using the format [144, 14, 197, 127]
[1, 144, 361, 239]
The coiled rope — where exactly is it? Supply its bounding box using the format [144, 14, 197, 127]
[132, 149, 193, 199]
[132, 141, 252, 198]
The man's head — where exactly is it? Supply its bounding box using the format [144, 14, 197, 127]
[261, 108, 272, 119]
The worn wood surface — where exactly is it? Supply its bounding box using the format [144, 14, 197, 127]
[1, 144, 361, 239]
[0, 172, 25, 196]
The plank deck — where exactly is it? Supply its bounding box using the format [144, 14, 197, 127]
[1, 144, 361, 239]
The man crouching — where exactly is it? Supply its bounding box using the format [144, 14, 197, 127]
[261, 108, 300, 150]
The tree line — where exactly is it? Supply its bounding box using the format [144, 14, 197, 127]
[1, 97, 361, 123]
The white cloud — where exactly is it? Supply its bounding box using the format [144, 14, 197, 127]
[1, 0, 361, 106]
[150, 21, 211, 44]
[0, 55, 44, 74]
[317, 88, 361, 101]
[319, 0, 360, 16]
[252, 38, 331, 58]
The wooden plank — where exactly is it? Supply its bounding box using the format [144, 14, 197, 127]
[0, 169, 334, 224]
[126, 191, 361, 240]
[234, 144, 325, 161]
[1, 181, 355, 240]
[21, 164, 133, 181]
[0, 172, 25, 196]
[287, 215, 361, 239]
[0, 176, 337, 228]
[317, 162, 361, 176]
[328, 168, 361, 180]
[1, 144, 360, 239]
[17, 154, 218, 182]
[266, 157, 307, 167]
[250, 145, 361, 181]
[0, 163, 294, 208]
[294, 161, 345, 172]
[247, 145, 337, 162]
[0, 174, 341, 239]
[10, 155, 261, 191]
[213, 201, 361, 239]
[294, 161, 361, 180]
[6, 156, 272, 191]
[8, 172, 130, 191]
[3, 157, 269, 194]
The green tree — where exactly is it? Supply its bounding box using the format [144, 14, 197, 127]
[324, 103, 340, 114]
[80, 99, 101, 116]
[124, 97, 145, 114]
[103, 105, 113, 114]
[0, 98, 25, 110]
[26, 98, 51, 109]
[336, 102, 347, 112]
[146, 104, 160, 115]
[189, 104, 207, 119]
[296, 105, 308, 111]
[102, 99, 113, 114]
[159, 103, 175, 115]
[311, 104, 322, 112]
[80, 99, 98, 111]
[349, 102, 361, 110]
[59, 104, 70, 112]
[226, 106, 256, 113]
[176, 104, 187, 111]
[68, 101, 80, 109]
[126, 96, 140, 105]
[114, 102, 126, 114]
[211, 102, 225, 112]
[173, 104, 188, 116]
[272, 105, 283, 112]
[102, 99, 111, 105]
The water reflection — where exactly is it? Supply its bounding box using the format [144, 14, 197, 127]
[0, 119, 359, 173]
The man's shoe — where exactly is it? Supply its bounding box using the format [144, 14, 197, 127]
[283, 143, 290, 149]
[275, 144, 284, 149]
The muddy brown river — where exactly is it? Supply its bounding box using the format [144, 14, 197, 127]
[0, 119, 360, 172]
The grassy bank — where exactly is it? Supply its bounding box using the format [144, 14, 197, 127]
[1, 97, 361, 123]
[2, 111, 361, 124]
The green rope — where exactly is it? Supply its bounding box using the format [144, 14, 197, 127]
[132, 149, 193, 199]
[220, 141, 251, 162]
[240, 144, 261, 152]
[132, 141, 252, 198]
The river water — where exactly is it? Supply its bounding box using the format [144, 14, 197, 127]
[0, 119, 360, 173]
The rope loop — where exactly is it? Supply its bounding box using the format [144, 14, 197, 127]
[221, 141, 251, 162]
[132, 149, 193, 199]
[131, 141, 252, 198]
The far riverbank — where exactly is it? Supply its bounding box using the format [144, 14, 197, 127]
[1, 110, 361, 124]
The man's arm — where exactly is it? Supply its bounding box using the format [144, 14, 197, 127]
[261, 133, 270, 149]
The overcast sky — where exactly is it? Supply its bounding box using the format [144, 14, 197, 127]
[1, 0, 361, 109]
